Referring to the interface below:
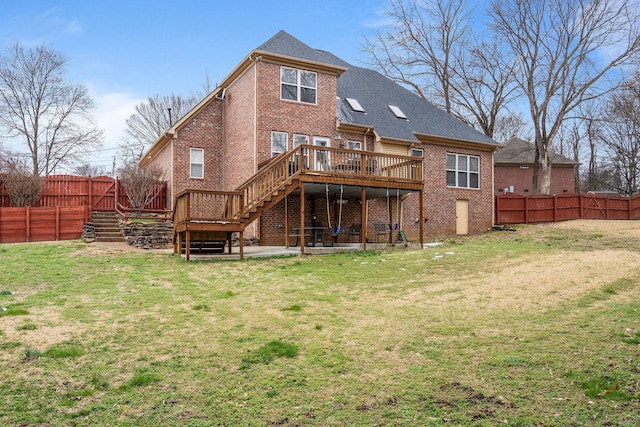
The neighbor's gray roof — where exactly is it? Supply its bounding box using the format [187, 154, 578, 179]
[495, 138, 579, 165]
[257, 31, 498, 147]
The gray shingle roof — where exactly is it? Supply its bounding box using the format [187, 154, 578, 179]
[495, 138, 579, 165]
[257, 31, 498, 147]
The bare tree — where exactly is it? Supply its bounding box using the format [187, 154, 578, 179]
[119, 93, 199, 163]
[492, 112, 529, 144]
[0, 42, 103, 176]
[362, 0, 472, 113]
[362, 0, 518, 140]
[490, 0, 640, 194]
[595, 73, 640, 196]
[118, 162, 165, 210]
[0, 157, 43, 207]
[73, 163, 107, 177]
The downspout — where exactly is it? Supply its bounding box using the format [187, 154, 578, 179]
[252, 54, 261, 239]
[491, 150, 496, 228]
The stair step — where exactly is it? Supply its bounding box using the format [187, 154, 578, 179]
[94, 228, 121, 234]
[95, 236, 125, 242]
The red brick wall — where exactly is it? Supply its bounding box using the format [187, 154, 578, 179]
[255, 60, 339, 164]
[223, 65, 257, 190]
[165, 100, 225, 203]
[495, 164, 576, 195]
[260, 194, 365, 246]
[417, 143, 495, 237]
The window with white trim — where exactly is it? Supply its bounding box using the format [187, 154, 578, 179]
[347, 140, 362, 150]
[271, 131, 288, 157]
[446, 153, 479, 189]
[410, 148, 423, 157]
[281, 67, 317, 104]
[190, 148, 204, 179]
[293, 134, 309, 148]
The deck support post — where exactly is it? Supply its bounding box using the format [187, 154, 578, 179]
[361, 186, 367, 251]
[239, 231, 244, 260]
[284, 196, 290, 248]
[419, 190, 424, 247]
[185, 229, 191, 261]
[300, 184, 305, 256]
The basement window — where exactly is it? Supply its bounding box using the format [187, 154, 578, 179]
[345, 98, 365, 112]
[388, 104, 407, 119]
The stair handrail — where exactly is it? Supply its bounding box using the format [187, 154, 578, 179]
[233, 147, 303, 218]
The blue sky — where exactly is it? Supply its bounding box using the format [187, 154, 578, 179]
[1, 0, 389, 171]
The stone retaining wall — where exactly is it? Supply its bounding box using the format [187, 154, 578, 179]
[120, 221, 173, 249]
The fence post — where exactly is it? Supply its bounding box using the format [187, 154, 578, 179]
[88, 176, 92, 208]
[56, 206, 60, 241]
[605, 197, 609, 220]
[25, 207, 30, 242]
[553, 195, 557, 222]
[114, 177, 119, 210]
[524, 196, 529, 224]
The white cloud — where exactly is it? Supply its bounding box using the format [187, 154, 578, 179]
[90, 89, 143, 167]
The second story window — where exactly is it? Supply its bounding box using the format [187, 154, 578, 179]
[190, 148, 204, 179]
[281, 67, 316, 104]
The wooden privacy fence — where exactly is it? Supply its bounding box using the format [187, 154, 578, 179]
[0, 175, 168, 243]
[496, 193, 640, 224]
[0, 174, 167, 211]
[0, 206, 91, 243]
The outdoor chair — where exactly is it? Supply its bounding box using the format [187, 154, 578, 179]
[373, 223, 388, 242]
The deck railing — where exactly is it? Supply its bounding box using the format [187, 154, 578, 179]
[174, 146, 424, 225]
[304, 145, 423, 181]
[173, 189, 244, 225]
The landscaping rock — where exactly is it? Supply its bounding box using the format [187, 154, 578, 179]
[120, 221, 173, 249]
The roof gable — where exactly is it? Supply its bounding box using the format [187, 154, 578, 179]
[256, 30, 349, 68]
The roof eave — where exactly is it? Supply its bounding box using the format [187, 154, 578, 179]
[139, 130, 175, 167]
[251, 49, 348, 76]
[414, 132, 500, 152]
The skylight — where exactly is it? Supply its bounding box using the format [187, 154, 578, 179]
[388, 105, 407, 119]
[346, 98, 365, 112]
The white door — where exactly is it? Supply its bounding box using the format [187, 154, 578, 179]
[313, 137, 331, 171]
[456, 199, 469, 235]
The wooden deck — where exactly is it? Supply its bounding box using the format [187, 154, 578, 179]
[173, 145, 424, 259]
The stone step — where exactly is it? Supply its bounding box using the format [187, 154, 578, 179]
[96, 236, 126, 243]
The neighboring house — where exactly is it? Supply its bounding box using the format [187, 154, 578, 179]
[140, 31, 499, 257]
[495, 138, 579, 195]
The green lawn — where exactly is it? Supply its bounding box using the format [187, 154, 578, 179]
[0, 221, 639, 426]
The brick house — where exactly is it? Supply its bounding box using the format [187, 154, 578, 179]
[495, 137, 579, 195]
[140, 31, 499, 257]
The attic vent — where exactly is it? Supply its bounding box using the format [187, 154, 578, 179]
[388, 105, 407, 119]
[346, 98, 365, 112]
